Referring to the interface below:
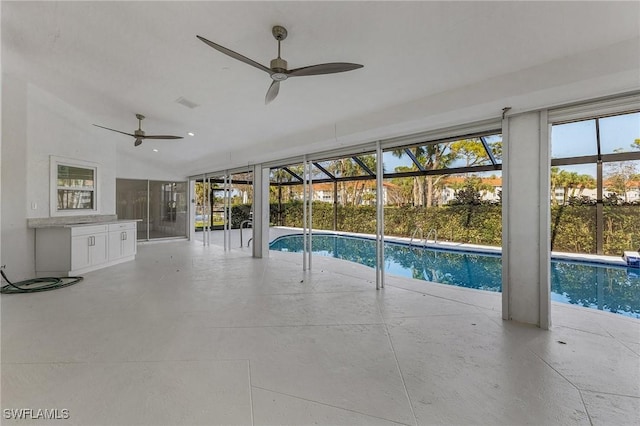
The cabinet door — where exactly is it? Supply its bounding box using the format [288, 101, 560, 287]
[91, 233, 109, 266]
[71, 236, 91, 270]
[108, 231, 123, 260]
[121, 229, 137, 257]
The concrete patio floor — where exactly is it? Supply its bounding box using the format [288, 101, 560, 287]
[1, 236, 638, 425]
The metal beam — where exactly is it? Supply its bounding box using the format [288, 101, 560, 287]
[263, 145, 639, 187]
[197, 178, 253, 185]
[551, 151, 640, 167]
[312, 162, 336, 180]
[479, 136, 499, 167]
[404, 148, 425, 171]
[282, 167, 303, 182]
[595, 118, 602, 161]
[385, 164, 501, 180]
[269, 164, 505, 186]
[352, 156, 375, 176]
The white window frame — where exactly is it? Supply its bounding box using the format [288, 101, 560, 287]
[50, 156, 100, 216]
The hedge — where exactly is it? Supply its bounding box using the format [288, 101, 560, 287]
[263, 202, 640, 256]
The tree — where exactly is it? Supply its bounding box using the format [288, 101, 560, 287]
[450, 138, 502, 167]
[449, 176, 495, 205]
[550, 170, 594, 204]
[633, 139, 640, 150]
[605, 161, 638, 203]
[389, 168, 415, 206]
[326, 155, 377, 206]
[574, 174, 596, 198]
[550, 167, 561, 205]
[328, 158, 360, 205]
[392, 143, 457, 207]
[392, 138, 502, 207]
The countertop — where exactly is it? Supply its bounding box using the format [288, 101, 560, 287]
[27, 215, 140, 229]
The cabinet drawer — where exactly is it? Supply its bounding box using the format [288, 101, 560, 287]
[108, 222, 137, 232]
[71, 225, 108, 236]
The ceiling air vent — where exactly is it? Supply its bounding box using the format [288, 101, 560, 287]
[175, 97, 199, 109]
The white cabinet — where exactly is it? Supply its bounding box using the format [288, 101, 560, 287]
[108, 222, 137, 261]
[71, 225, 109, 271]
[35, 221, 137, 277]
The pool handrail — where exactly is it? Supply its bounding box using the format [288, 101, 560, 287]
[426, 228, 438, 244]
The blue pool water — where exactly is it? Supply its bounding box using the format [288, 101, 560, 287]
[269, 234, 640, 319]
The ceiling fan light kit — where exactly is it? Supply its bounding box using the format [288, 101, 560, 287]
[197, 25, 363, 104]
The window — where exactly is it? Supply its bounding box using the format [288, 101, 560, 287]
[551, 119, 597, 158]
[50, 156, 99, 216]
[550, 110, 640, 255]
[599, 112, 640, 155]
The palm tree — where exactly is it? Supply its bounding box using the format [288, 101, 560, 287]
[328, 158, 358, 205]
[574, 174, 596, 198]
[392, 144, 457, 206]
[550, 167, 560, 205]
[327, 155, 377, 205]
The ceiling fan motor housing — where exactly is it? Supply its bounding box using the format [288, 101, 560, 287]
[272, 25, 288, 41]
[270, 57, 288, 80]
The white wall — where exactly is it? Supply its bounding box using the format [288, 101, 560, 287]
[116, 150, 185, 182]
[25, 84, 117, 219]
[1, 75, 30, 280]
[0, 75, 185, 280]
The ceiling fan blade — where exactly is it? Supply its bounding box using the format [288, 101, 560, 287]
[142, 135, 184, 140]
[134, 138, 143, 147]
[265, 80, 280, 104]
[93, 124, 135, 137]
[287, 63, 363, 77]
[197, 35, 273, 75]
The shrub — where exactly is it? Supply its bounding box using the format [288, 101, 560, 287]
[266, 201, 639, 256]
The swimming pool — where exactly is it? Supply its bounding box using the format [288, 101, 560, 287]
[269, 234, 640, 319]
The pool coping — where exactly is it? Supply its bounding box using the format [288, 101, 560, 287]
[270, 226, 631, 268]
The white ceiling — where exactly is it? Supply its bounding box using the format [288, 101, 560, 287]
[3, 1, 639, 177]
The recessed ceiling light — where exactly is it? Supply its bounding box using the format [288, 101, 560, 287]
[153, 149, 159, 152]
[187, 132, 195, 137]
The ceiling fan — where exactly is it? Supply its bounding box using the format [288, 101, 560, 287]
[197, 25, 363, 104]
[93, 114, 183, 147]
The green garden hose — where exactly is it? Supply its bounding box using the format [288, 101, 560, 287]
[0, 269, 83, 294]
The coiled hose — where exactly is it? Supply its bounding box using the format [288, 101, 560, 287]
[0, 269, 83, 294]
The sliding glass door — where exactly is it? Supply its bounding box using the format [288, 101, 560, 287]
[116, 179, 188, 240]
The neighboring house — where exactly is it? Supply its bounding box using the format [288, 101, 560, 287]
[553, 179, 640, 203]
[307, 182, 391, 206]
[440, 177, 502, 204]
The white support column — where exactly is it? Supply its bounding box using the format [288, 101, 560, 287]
[222, 174, 227, 250]
[202, 174, 207, 246]
[189, 179, 196, 241]
[223, 173, 231, 251]
[206, 176, 211, 246]
[308, 163, 313, 271]
[502, 110, 551, 329]
[302, 156, 308, 271]
[226, 173, 232, 251]
[376, 141, 385, 290]
[252, 164, 270, 258]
